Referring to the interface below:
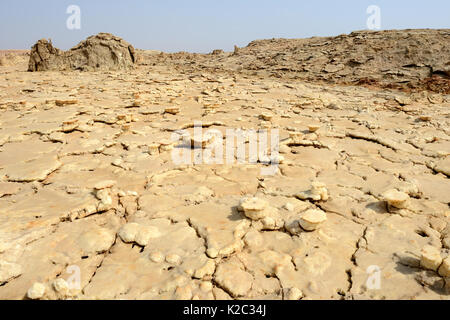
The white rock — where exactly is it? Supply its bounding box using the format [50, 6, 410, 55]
[27, 282, 46, 300]
[310, 181, 328, 200]
[118, 223, 141, 243]
[96, 189, 113, 211]
[149, 251, 165, 263]
[260, 113, 273, 121]
[299, 209, 327, 231]
[261, 217, 276, 229]
[308, 125, 321, 133]
[383, 189, 410, 209]
[420, 245, 443, 271]
[96, 189, 111, 201]
[260, 212, 283, 231]
[166, 254, 182, 265]
[53, 278, 69, 294]
[297, 181, 328, 201]
[165, 107, 180, 115]
[135, 226, 161, 247]
[239, 197, 269, 220]
[206, 248, 219, 259]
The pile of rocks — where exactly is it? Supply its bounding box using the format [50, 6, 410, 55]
[239, 196, 328, 232]
[297, 181, 329, 202]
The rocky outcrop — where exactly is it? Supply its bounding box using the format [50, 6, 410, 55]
[142, 29, 450, 93]
[28, 39, 66, 71]
[28, 33, 136, 72]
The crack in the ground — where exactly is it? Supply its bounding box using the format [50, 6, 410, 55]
[81, 235, 118, 295]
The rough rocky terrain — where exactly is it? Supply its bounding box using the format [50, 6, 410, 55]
[146, 29, 450, 94]
[0, 30, 449, 300]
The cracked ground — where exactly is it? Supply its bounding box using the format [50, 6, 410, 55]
[0, 51, 449, 300]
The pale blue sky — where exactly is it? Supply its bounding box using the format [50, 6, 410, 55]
[0, 0, 448, 52]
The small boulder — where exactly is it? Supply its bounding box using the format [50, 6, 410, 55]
[135, 226, 161, 247]
[149, 251, 165, 263]
[118, 222, 141, 243]
[299, 209, 327, 231]
[53, 278, 69, 295]
[383, 189, 410, 210]
[297, 181, 328, 201]
[238, 197, 269, 220]
[27, 282, 46, 300]
[420, 245, 442, 271]
[166, 254, 182, 265]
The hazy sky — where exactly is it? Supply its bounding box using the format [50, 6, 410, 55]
[0, 0, 448, 52]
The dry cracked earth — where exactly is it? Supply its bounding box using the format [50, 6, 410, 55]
[0, 30, 449, 300]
